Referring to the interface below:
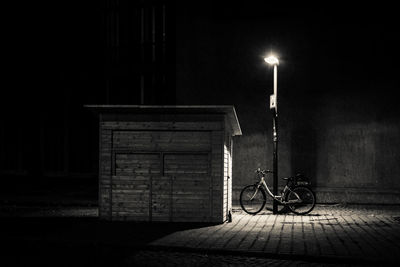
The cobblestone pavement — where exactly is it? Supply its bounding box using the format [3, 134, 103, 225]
[1, 204, 399, 266]
[150, 204, 400, 266]
[125, 249, 370, 266]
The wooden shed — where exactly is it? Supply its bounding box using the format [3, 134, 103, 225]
[86, 105, 242, 223]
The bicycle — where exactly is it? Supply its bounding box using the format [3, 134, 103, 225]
[240, 168, 316, 215]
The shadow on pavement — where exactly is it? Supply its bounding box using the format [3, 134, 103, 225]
[1, 217, 217, 267]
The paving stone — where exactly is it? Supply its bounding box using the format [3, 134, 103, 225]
[150, 204, 400, 265]
[125, 249, 372, 267]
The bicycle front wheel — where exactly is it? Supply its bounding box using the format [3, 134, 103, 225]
[240, 185, 266, 215]
[286, 186, 316, 215]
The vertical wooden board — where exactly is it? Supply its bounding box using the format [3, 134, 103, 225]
[227, 135, 233, 215]
[223, 144, 228, 210]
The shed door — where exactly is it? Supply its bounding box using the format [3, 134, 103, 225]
[113, 152, 210, 221]
[112, 130, 212, 222]
[164, 154, 210, 222]
[113, 153, 160, 221]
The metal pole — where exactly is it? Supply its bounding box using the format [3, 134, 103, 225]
[273, 65, 278, 112]
[272, 64, 278, 214]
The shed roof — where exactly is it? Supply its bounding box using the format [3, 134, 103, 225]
[85, 105, 242, 136]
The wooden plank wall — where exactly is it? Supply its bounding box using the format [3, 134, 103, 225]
[223, 133, 232, 222]
[113, 153, 159, 220]
[99, 119, 227, 222]
[211, 130, 223, 222]
[222, 117, 234, 222]
[99, 127, 112, 219]
[113, 131, 211, 151]
[165, 154, 210, 221]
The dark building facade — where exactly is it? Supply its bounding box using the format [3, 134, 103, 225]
[174, 3, 400, 204]
[1, 2, 399, 204]
[1, 1, 175, 192]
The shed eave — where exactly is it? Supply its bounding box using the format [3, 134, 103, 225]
[85, 105, 242, 136]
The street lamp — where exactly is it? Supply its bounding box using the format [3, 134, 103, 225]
[264, 55, 279, 214]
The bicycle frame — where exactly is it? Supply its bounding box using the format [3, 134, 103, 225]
[251, 176, 302, 205]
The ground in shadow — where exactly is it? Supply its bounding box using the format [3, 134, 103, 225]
[1, 216, 216, 266]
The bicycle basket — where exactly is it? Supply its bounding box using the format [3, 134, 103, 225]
[294, 173, 310, 186]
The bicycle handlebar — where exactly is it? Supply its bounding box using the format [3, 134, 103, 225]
[255, 168, 273, 175]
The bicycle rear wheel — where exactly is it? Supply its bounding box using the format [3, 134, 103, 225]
[286, 186, 316, 215]
[240, 185, 266, 215]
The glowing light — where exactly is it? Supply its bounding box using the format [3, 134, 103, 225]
[264, 55, 279, 65]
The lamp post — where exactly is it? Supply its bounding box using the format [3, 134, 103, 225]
[264, 55, 279, 214]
